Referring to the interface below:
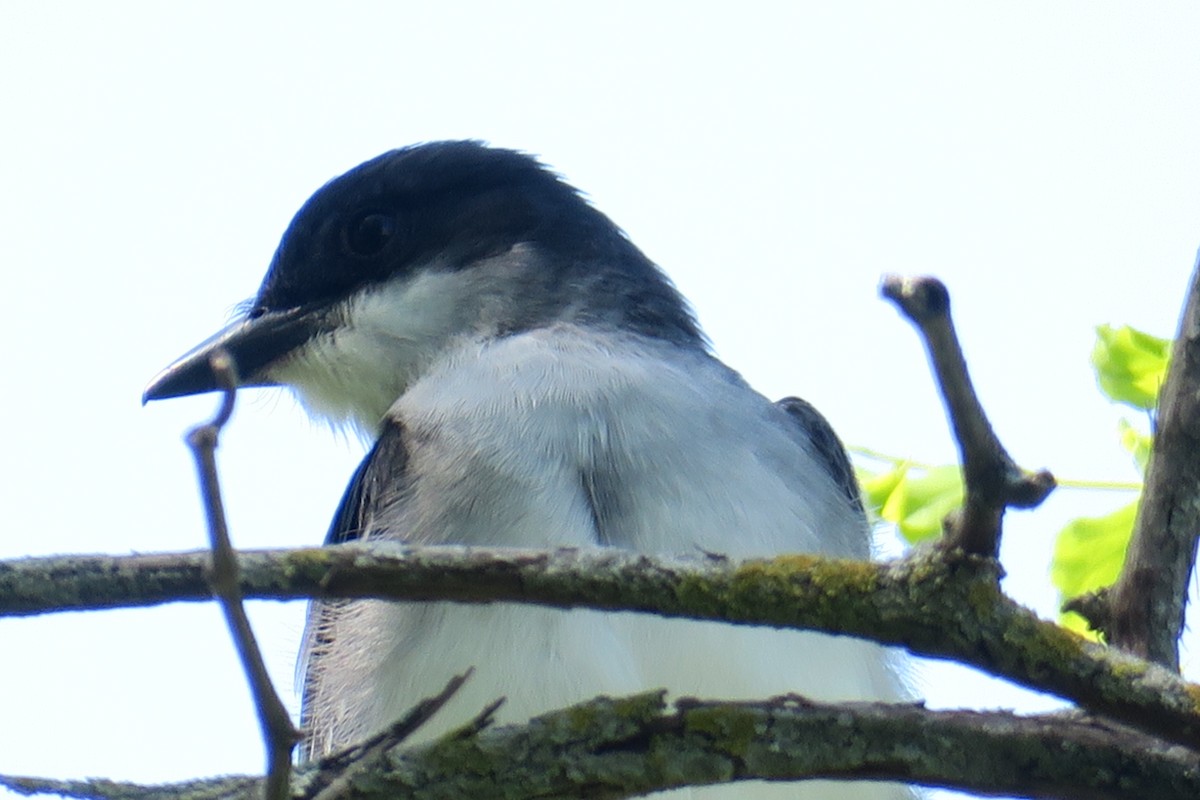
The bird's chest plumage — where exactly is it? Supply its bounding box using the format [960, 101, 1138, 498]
[303, 329, 905, 799]
[381, 328, 860, 558]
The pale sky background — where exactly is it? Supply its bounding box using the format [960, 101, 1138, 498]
[2, 4, 1199, 799]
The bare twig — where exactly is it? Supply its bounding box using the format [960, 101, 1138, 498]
[4, 544, 1200, 752]
[881, 275, 1056, 556]
[1106, 254, 1200, 669]
[453, 696, 505, 738]
[1062, 590, 1111, 634]
[309, 671, 478, 800]
[184, 350, 300, 800]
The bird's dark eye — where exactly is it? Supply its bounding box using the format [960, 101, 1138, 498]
[343, 211, 397, 257]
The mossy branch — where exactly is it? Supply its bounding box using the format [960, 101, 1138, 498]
[3, 543, 1199, 753]
[4, 692, 1198, 800]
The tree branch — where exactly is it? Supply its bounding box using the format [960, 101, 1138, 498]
[1107, 253, 1200, 668]
[881, 275, 1055, 557]
[5, 693, 1199, 800]
[3, 544, 1199, 752]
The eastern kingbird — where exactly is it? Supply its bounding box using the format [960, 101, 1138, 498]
[145, 142, 907, 799]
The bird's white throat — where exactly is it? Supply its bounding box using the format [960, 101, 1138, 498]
[266, 248, 555, 434]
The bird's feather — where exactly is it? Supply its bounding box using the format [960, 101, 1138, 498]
[298, 327, 909, 798]
[776, 395, 865, 515]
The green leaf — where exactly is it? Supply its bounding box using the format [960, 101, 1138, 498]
[1091, 325, 1170, 410]
[1059, 610, 1100, 638]
[862, 463, 964, 543]
[858, 461, 910, 517]
[1052, 499, 1137, 608]
[1117, 418, 1153, 473]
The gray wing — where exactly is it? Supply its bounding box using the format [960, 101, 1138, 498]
[775, 396, 864, 517]
[300, 421, 409, 757]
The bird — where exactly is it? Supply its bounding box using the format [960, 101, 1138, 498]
[144, 141, 910, 799]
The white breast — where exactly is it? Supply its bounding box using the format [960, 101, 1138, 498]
[303, 326, 910, 799]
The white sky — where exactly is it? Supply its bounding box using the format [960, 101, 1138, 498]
[2, 4, 1198, 799]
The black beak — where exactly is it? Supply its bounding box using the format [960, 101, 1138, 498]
[142, 305, 325, 403]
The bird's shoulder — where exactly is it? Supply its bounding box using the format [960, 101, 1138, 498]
[324, 420, 408, 545]
[327, 327, 863, 549]
[773, 396, 863, 515]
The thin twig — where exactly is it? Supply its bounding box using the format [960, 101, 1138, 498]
[880, 275, 1056, 556]
[309, 671, 479, 800]
[184, 350, 301, 800]
[850, 447, 1138, 491]
[452, 696, 504, 739]
[1106, 255, 1200, 668]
